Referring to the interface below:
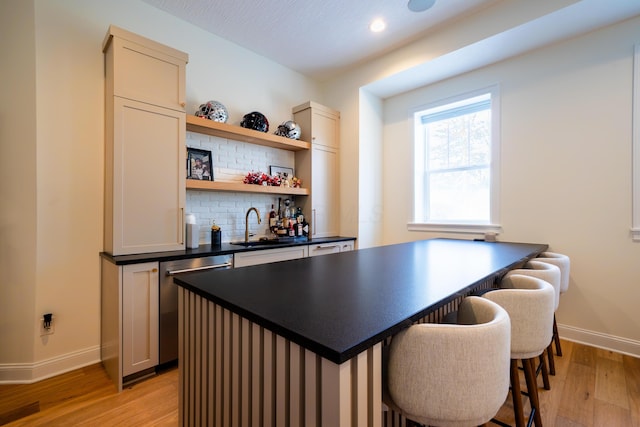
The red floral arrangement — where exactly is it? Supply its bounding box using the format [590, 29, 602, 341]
[243, 171, 281, 186]
[243, 171, 302, 187]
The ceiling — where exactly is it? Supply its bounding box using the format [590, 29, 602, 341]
[140, 0, 500, 80]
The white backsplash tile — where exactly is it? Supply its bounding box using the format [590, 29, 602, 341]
[186, 130, 298, 243]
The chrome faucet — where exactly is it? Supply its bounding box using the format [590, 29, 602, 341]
[245, 207, 261, 243]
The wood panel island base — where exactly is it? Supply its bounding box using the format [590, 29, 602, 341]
[175, 239, 548, 427]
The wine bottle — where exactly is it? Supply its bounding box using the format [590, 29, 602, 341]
[269, 204, 277, 233]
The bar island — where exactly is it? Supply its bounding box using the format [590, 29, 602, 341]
[174, 238, 547, 427]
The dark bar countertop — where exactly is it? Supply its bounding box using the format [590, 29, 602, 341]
[100, 236, 356, 265]
[174, 238, 547, 364]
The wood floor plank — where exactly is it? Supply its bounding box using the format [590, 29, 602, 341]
[0, 402, 39, 426]
[624, 354, 640, 427]
[595, 356, 629, 409]
[557, 361, 596, 425]
[553, 415, 587, 427]
[593, 400, 632, 426]
[539, 340, 575, 425]
[596, 348, 623, 362]
[571, 343, 597, 369]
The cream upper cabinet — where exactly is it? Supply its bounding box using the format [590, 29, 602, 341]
[103, 26, 188, 255]
[105, 26, 186, 112]
[294, 102, 340, 238]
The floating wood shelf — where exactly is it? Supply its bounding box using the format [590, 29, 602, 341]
[186, 115, 310, 151]
[186, 180, 310, 196]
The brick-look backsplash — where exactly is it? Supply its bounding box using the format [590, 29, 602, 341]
[186, 131, 299, 244]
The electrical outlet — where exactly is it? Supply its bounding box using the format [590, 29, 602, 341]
[40, 314, 54, 336]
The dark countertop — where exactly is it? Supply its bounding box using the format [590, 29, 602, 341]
[100, 236, 356, 265]
[173, 238, 547, 364]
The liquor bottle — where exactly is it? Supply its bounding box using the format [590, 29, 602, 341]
[269, 204, 277, 233]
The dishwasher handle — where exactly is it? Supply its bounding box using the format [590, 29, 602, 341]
[166, 262, 232, 276]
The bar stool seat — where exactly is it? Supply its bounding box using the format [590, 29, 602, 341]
[484, 274, 556, 427]
[384, 296, 511, 427]
[536, 251, 571, 357]
[504, 260, 561, 377]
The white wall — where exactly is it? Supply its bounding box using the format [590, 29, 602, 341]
[0, 0, 38, 371]
[0, 0, 319, 382]
[382, 18, 640, 354]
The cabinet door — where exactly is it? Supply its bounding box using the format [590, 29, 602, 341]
[234, 246, 309, 268]
[311, 144, 339, 237]
[111, 36, 186, 112]
[310, 108, 339, 149]
[122, 262, 159, 377]
[108, 97, 186, 255]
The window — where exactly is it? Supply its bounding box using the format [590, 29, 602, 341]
[410, 86, 501, 233]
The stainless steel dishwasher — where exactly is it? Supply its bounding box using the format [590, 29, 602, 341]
[159, 255, 233, 365]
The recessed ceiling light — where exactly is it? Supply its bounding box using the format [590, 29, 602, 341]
[369, 18, 387, 33]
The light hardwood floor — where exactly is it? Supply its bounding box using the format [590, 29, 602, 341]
[0, 340, 638, 426]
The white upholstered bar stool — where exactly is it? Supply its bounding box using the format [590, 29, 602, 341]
[484, 274, 555, 427]
[384, 296, 511, 427]
[536, 251, 571, 357]
[504, 260, 561, 377]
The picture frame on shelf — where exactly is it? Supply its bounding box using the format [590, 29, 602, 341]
[269, 165, 294, 181]
[187, 147, 213, 181]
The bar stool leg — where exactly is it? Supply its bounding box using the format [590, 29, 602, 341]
[510, 359, 526, 427]
[523, 358, 543, 427]
[553, 315, 563, 357]
[539, 353, 550, 390]
[546, 341, 556, 376]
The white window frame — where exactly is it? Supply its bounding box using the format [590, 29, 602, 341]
[632, 44, 640, 241]
[408, 85, 502, 234]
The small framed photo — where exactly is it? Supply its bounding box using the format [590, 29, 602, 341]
[269, 165, 294, 180]
[187, 148, 213, 181]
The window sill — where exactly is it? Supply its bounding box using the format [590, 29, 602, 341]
[407, 222, 502, 235]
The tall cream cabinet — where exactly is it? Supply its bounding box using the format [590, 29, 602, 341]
[294, 102, 340, 238]
[103, 26, 188, 255]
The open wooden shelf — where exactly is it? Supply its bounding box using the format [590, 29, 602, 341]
[186, 115, 310, 151]
[186, 180, 310, 196]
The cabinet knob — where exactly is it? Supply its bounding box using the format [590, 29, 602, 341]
[180, 102, 186, 107]
[152, 268, 158, 273]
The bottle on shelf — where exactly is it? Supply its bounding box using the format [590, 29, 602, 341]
[269, 204, 278, 234]
[283, 198, 292, 220]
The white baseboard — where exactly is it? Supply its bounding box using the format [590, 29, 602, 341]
[558, 324, 640, 358]
[0, 345, 101, 384]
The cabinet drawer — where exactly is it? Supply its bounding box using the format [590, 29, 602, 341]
[234, 246, 309, 268]
[340, 241, 354, 252]
[308, 243, 341, 257]
[308, 240, 354, 257]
